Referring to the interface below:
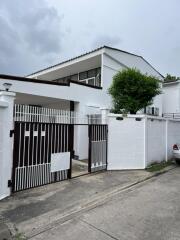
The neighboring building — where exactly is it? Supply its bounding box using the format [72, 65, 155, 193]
[163, 79, 180, 115]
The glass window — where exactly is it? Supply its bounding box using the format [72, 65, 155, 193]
[70, 74, 78, 81]
[96, 68, 101, 75]
[88, 78, 95, 85]
[79, 71, 88, 80]
[96, 74, 101, 87]
[88, 69, 96, 78]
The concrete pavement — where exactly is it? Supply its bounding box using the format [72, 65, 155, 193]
[0, 165, 178, 239]
[32, 167, 180, 240]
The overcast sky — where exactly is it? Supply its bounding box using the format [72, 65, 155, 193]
[0, 0, 179, 76]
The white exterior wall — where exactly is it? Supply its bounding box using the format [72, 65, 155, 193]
[146, 118, 166, 165]
[105, 48, 163, 79]
[0, 92, 15, 200]
[163, 83, 180, 113]
[108, 114, 180, 170]
[102, 50, 163, 115]
[107, 115, 145, 170]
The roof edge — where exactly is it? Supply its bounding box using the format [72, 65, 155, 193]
[26, 45, 164, 80]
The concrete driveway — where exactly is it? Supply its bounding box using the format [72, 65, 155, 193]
[32, 167, 180, 240]
[0, 166, 179, 239]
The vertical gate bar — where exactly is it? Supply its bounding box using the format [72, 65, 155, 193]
[68, 124, 74, 179]
[88, 125, 92, 173]
[66, 124, 68, 152]
[50, 124, 53, 182]
[63, 125, 65, 152]
[57, 124, 60, 152]
[42, 124, 46, 184]
[60, 125, 62, 152]
[47, 124, 50, 183]
[54, 124, 57, 182]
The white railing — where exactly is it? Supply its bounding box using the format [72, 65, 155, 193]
[79, 76, 100, 87]
[14, 104, 103, 124]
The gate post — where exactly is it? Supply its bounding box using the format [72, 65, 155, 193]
[0, 91, 15, 200]
[100, 108, 110, 124]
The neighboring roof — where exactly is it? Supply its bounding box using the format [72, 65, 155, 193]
[27, 45, 164, 79]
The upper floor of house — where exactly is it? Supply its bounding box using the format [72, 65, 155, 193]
[27, 46, 164, 90]
[0, 46, 164, 116]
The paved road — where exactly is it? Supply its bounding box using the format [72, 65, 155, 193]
[32, 167, 180, 240]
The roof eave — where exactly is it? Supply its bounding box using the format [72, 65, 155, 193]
[27, 47, 105, 78]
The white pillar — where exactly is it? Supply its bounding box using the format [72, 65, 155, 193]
[100, 108, 110, 124]
[0, 91, 15, 200]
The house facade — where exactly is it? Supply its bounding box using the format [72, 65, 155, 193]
[0, 46, 166, 200]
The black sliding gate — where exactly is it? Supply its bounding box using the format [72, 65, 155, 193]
[12, 106, 108, 192]
[89, 125, 108, 173]
[12, 122, 73, 192]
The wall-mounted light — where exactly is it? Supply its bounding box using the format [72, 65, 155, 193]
[3, 83, 12, 91]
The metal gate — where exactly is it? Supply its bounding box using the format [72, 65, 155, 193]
[12, 122, 73, 192]
[89, 125, 108, 172]
[12, 105, 108, 192]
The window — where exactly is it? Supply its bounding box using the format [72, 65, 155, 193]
[88, 78, 95, 85]
[79, 71, 88, 80]
[70, 74, 78, 81]
[53, 67, 101, 87]
[88, 69, 96, 78]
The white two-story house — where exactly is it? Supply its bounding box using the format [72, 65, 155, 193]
[0, 46, 164, 159]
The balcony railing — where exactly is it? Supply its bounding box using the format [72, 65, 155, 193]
[79, 76, 101, 87]
[163, 113, 180, 119]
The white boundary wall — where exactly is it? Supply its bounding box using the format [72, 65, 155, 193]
[108, 114, 180, 170]
[108, 115, 145, 170]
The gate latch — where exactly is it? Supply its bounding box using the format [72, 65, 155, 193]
[10, 129, 14, 138]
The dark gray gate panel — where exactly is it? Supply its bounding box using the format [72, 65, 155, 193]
[12, 122, 71, 192]
[89, 125, 108, 172]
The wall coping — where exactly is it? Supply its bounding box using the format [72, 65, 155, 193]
[0, 91, 16, 97]
[108, 113, 180, 122]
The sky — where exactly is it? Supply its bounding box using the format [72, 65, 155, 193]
[0, 0, 180, 77]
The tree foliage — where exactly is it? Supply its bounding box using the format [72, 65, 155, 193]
[164, 73, 180, 82]
[108, 68, 161, 114]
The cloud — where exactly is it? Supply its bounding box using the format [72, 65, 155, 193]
[92, 35, 122, 49]
[0, 0, 64, 75]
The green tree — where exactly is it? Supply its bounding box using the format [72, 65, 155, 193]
[164, 74, 180, 82]
[108, 68, 161, 114]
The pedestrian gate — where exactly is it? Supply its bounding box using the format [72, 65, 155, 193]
[12, 105, 108, 192]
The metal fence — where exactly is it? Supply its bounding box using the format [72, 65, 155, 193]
[163, 113, 180, 119]
[14, 104, 104, 124]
